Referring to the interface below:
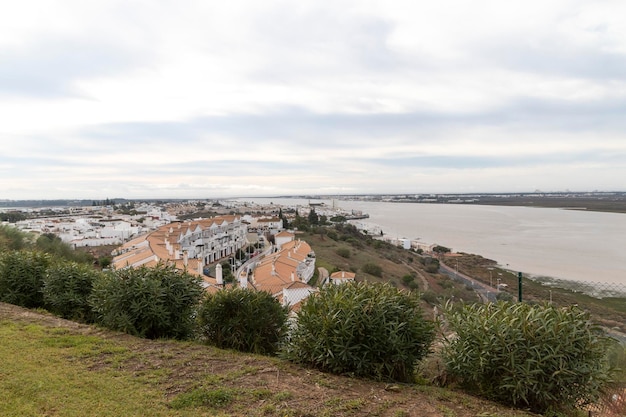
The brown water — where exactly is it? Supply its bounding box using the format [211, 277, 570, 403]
[340, 200, 626, 285]
[239, 197, 626, 284]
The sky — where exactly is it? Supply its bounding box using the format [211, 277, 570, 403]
[1, 0, 625, 200]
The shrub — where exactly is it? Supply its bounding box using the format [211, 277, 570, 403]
[420, 290, 439, 305]
[43, 260, 101, 322]
[35, 233, 92, 264]
[401, 274, 415, 285]
[495, 291, 514, 301]
[89, 263, 204, 339]
[0, 250, 51, 308]
[197, 287, 288, 355]
[336, 247, 351, 258]
[282, 281, 435, 382]
[0, 225, 33, 251]
[361, 262, 383, 278]
[442, 301, 613, 414]
[345, 237, 363, 249]
[408, 281, 419, 291]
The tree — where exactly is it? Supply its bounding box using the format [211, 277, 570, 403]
[278, 208, 290, 229]
[0, 211, 27, 223]
[432, 245, 451, 255]
[308, 208, 319, 225]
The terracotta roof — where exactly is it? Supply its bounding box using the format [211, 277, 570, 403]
[112, 215, 242, 277]
[330, 271, 356, 280]
[276, 231, 295, 237]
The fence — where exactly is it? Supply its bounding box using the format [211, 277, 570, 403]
[586, 387, 626, 417]
[531, 277, 626, 299]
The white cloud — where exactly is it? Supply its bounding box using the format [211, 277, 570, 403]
[0, 0, 625, 199]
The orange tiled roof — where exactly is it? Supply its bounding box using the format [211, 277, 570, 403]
[112, 215, 242, 277]
[330, 271, 356, 280]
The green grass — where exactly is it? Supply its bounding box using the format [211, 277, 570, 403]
[0, 320, 191, 417]
[0, 309, 540, 417]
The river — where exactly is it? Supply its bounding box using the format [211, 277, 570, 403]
[234, 197, 626, 285]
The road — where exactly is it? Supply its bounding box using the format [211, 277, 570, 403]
[438, 262, 498, 303]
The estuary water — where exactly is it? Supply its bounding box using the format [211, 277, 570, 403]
[236, 198, 626, 284]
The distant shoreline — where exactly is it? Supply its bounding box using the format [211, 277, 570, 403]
[3, 193, 626, 214]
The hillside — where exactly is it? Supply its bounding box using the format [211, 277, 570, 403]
[2, 225, 622, 416]
[0, 302, 538, 417]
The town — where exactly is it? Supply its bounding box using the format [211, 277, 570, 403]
[1, 199, 393, 311]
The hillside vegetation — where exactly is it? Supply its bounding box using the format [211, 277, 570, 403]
[1, 223, 624, 416]
[0, 302, 537, 417]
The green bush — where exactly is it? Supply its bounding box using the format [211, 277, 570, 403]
[335, 247, 351, 258]
[89, 263, 204, 340]
[43, 261, 101, 322]
[0, 250, 51, 308]
[282, 282, 435, 382]
[35, 233, 92, 264]
[0, 225, 33, 251]
[442, 301, 613, 414]
[197, 288, 288, 355]
[420, 290, 438, 305]
[495, 291, 514, 301]
[401, 274, 415, 285]
[361, 262, 383, 278]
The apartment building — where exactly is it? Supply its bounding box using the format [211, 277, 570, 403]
[112, 215, 247, 278]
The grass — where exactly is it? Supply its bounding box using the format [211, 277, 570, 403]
[0, 305, 539, 417]
[2, 224, 622, 416]
[0, 321, 177, 417]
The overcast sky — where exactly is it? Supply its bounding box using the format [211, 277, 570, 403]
[1, 0, 625, 200]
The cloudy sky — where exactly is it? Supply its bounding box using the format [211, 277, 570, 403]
[1, 0, 625, 200]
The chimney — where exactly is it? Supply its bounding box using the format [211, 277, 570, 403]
[216, 263, 223, 285]
[290, 272, 295, 282]
[183, 251, 188, 267]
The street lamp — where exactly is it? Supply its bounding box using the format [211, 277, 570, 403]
[487, 267, 494, 288]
